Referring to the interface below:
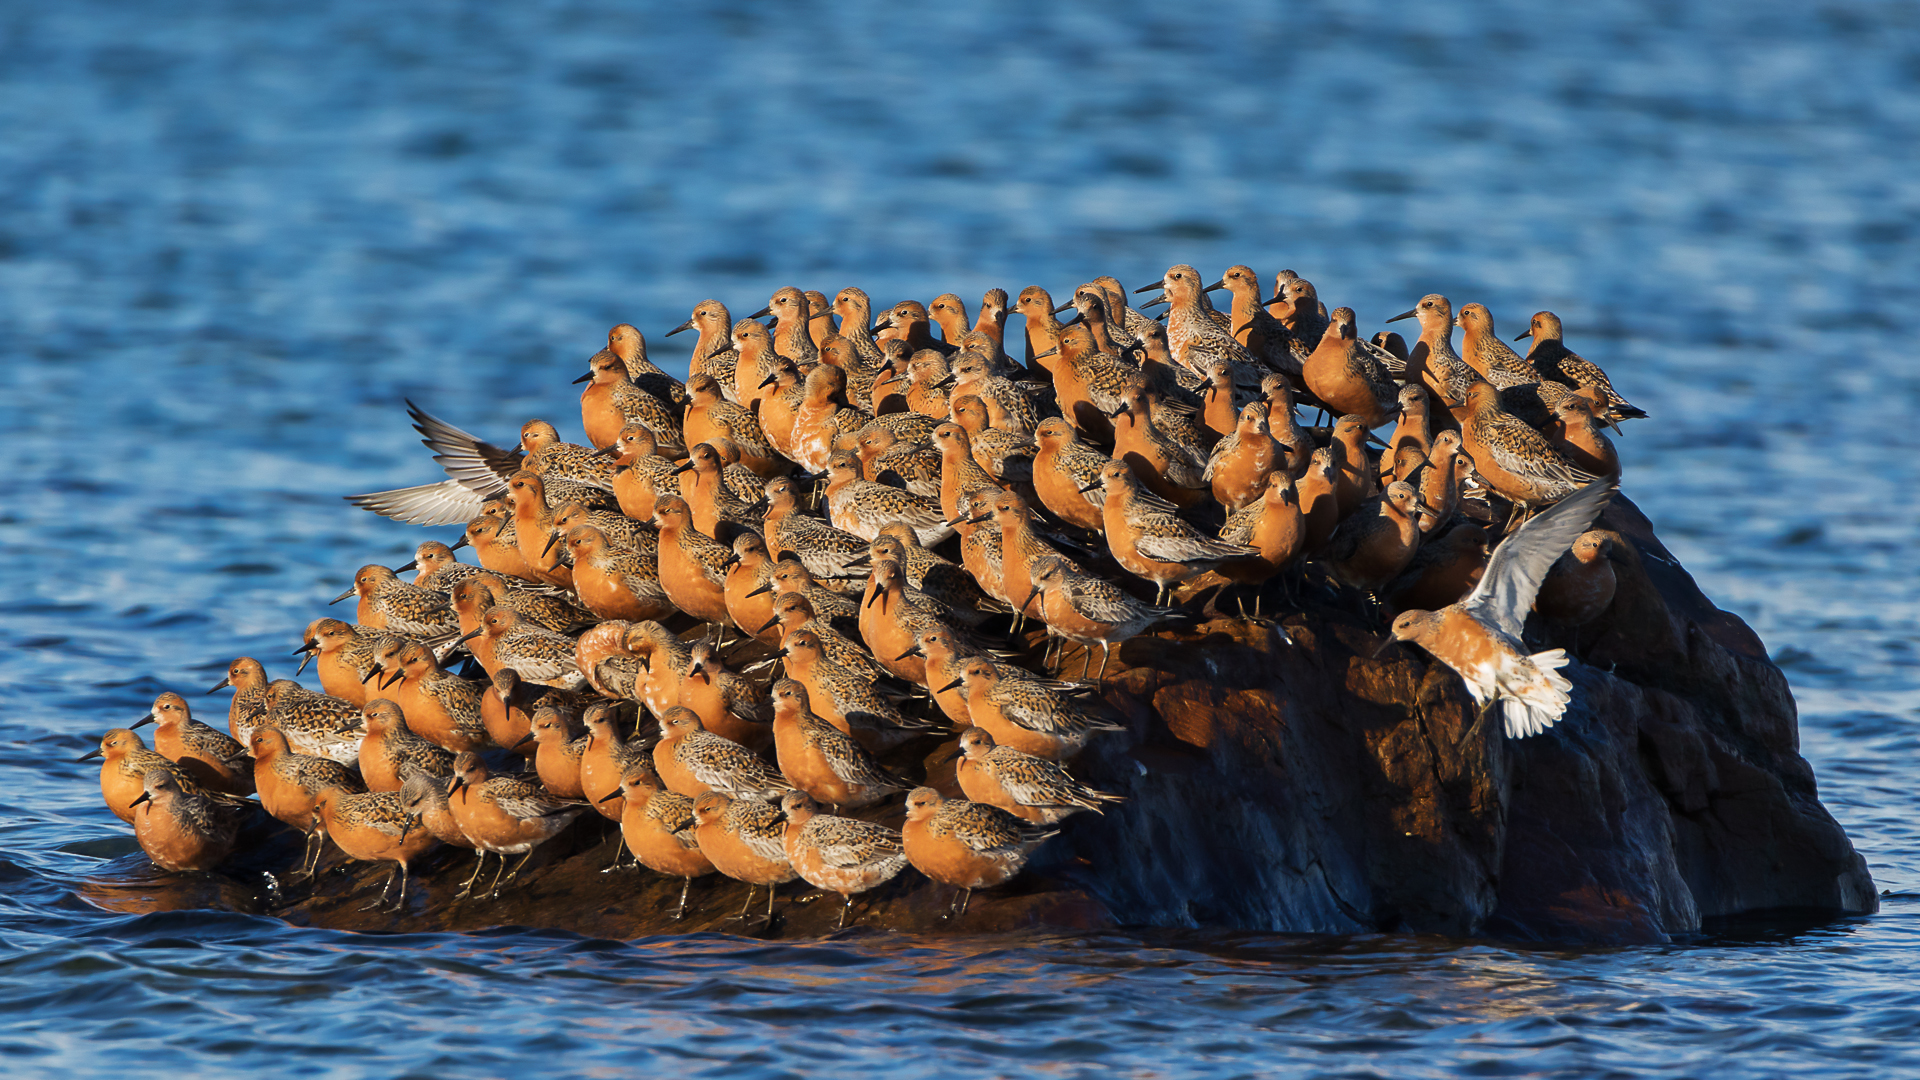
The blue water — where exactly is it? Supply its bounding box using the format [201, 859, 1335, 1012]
[4, 1, 1920, 1076]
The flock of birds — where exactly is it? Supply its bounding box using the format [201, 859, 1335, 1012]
[82, 266, 1634, 928]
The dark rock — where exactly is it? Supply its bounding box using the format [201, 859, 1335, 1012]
[86, 496, 1874, 943]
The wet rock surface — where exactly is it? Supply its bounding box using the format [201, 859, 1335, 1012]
[90, 496, 1874, 944]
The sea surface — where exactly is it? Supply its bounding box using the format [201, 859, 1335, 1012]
[3, 1, 1919, 1076]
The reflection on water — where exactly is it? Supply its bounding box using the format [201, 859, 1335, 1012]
[3, 0, 1919, 1076]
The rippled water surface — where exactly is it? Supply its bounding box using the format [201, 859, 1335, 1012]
[4, 1, 1920, 1076]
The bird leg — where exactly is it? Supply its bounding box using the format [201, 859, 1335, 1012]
[838, 894, 853, 930]
[675, 876, 693, 920]
[361, 863, 401, 912]
[488, 851, 534, 899]
[732, 884, 759, 920]
[455, 851, 491, 900]
[955, 888, 972, 918]
[602, 832, 630, 873]
[1095, 642, 1113, 682]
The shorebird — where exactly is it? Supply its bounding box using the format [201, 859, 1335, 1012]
[456, 607, 587, 691]
[1024, 554, 1180, 681]
[944, 656, 1123, 760]
[521, 705, 589, 801]
[249, 726, 365, 878]
[762, 477, 872, 581]
[130, 769, 249, 873]
[208, 656, 271, 745]
[602, 761, 713, 917]
[952, 727, 1122, 824]
[769, 680, 910, 810]
[354, 698, 454, 792]
[446, 751, 585, 900]
[823, 451, 952, 545]
[1533, 531, 1618, 631]
[1204, 401, 1284, 511]
[1516, 311, 1646, 424]
[313, 786, 438, 911]
[1456, 382, 1599, 523]
[690, 791, 796, 924]
[1303, 307, 1402, 429]
[1383, 478, 1617, 737]
[652, 707, 787, 801]
[778, 790, 908, 929]
[79, 729, 192, 825]
[901, 787, 1057, 916]
[1386, 294, 1478, 412]
[1089, 461, 1254, 605]
[129, 692, 253, 796]
[375, 641, 491, 752]
[668, 299, 739, 393]
[574, 333, 686, 455]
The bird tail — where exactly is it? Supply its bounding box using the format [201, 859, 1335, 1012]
[1500, 649, 1573, 739]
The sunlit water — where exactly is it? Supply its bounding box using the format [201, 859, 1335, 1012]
[3, 1, 1918, 1076]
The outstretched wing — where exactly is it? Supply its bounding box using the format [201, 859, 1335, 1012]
[1464, 479, 1617, 639]
[344, 479, 487, 526]
[409, 400, 523, 494]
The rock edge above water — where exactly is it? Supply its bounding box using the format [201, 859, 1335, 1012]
[85, 495, 1875, 944]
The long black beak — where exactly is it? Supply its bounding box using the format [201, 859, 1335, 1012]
[329, 587, 355, 605]
[1202, 280, 1224, 292]
[361, 666, 381, 684]
[758, 372, 779, 389]
[757, 616, 781, 633]
[394, 560, 419, 574]
[454, 627, 485, 646]
[1262, 293, 1284, 305]
[1063, 312, 1083, 326]
[936, 678, 963, 694]
[207, 677, 231, 694]
[894, 645, 924, 661]
[1386, 309, 1417, 323]
[1051, 301, 1074, 314]
[746, 583, 771, 598]
[542, 532, 561, 557]
[1023, 584, 1041, 611]
[129, 714, 156, 731]
[449, 535, 470, 552]
[380, 669, 404, 689]
[130, 791, 152, 808]
[598, 788, 625, 803]
[747, 306, 772, 319]
[864, 588, 880, 608]
[572, 372, 593, 384]
[871, 316, 893, 332]
[513, 733, 535, 750]
[591, 444, 620, 459]
[75, 748, 103, 763]
[1078, 480, 1104, 493]
[1032, 347, 1059, 360]
[293, 641, 317, 656]
[448, 776, 466, 796]
[1371, 636, 1398, 658]
[1133, 282, 1163, 294]
[666, 319, 694, 337]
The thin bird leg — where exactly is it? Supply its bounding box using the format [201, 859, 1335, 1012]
[734, 884, 759, 919]
[456, 851, 490, 899]
[362, 863, 400, 911]
[838, 894, 853, 930]
[1079, 644, 1093, 681]
[489, 851, 534, 899]
[602, 832, 629, 873]
[675, 876, 692, 920]
[957, 888, 972, 917]
[1095, 642, 1113, 682]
